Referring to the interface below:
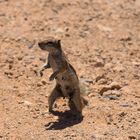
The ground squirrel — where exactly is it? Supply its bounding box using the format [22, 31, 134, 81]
[37, 37, 88, 117]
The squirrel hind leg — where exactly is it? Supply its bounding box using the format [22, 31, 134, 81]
[48, 84, 63, 112]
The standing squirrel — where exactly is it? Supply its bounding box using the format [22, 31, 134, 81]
[37, 37, 88, 117]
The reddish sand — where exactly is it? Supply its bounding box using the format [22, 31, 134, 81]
[0, 0, 140, 139]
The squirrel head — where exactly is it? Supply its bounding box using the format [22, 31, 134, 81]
[38, 37, 61, 53]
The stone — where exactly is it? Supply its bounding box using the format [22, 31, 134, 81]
[99, 86, 111, 95]
[113, 65, 125, 72]
[37, 82, 43, 87]
[103, 90, 121, 100]
[41, 79, 47, 85]
[128, 135, 136, 139]
[23, 100, 32, 106]
[97, 24, 113, 32]
[98, 79, 108, 84]
[110, 82, 121, 90]
[94, 59, 104, 67]
[99, 82, 122, 98]
[132, 61, 140, 66]
[105, 63, 113, 70]
[17, 55, 23, 61]
[95, 74, 105, 82]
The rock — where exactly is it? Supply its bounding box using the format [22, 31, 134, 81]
[113, 65, 125, 72]
[17, 55, 23, 61]
[106, 114, 113, 125]
[128, 135, 136, 139]
[90, 135, 96, 139]
[32, 115, 39, 119]
[132, 61, 140, 66]
[19, 37, 35, 49]
[0, 0, 8, 3]
[4, 70, 13, 78]
[39, 57, 46, 62]
[29, 55, 35, 60]
[13, 85, 18, 89]
[4, 70, 13, 75]
[95, 74, 105, 82]
[65, 33, 70, 37]
[49, 138, 56, 140]
[110, 82, 121, 90]
[37, 79, 48, 86]
[0, 13, 5, 16]
[103, 90, 121, 100]
[95, 73, 108, 84]
[41, 111, 52, 117]
[105, 63, 113, 70]
[97, 24, 113, 32]
[80, 77, 93, 85]
[99, 82, 121, 96]
[37, 82, 43, 87]
[98, 78, 108, 84]
[91, 134, 104, 139]
[118, 112, 127, 117]
[9, 64, 13, 69]
[112, 90, 122, 97]
[18, 100, 32, 108]
[133, 73, 140, 79]
[99, 86, 111, 95]
[120, 104, 132, 108]
[6, 57, 14, 64]
[94, 59, 104, 67]
[120, 36, 132, 42]
[23, 100, 32, 106]
[27, 40, 36, 49]
[41, 79, 47, 85]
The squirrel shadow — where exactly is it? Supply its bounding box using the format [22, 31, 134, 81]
[44, 110, 83, 130]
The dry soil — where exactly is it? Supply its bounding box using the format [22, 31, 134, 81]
[0, 0, 140, 140]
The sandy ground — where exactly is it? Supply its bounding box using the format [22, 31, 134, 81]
[0, 0, 140, 139]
